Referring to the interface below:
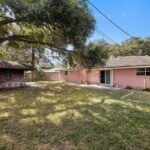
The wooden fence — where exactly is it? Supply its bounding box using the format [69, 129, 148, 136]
[24, 71, 60, 81]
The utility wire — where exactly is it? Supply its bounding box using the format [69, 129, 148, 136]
[96, 28, 117, 43]
[86, 0, 133, 38]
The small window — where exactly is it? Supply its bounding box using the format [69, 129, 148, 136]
[137, 72, 145, 76]
[136, 68, 150, 76]
[65, 71, 68, 76]
[146, 72, 150, 76]
[5, 71, 12, 80]
[146, 68, 150, 71]
[137, 68, 145, 72]
[136, 68, 146, 76]
[146, 68, 150, 76]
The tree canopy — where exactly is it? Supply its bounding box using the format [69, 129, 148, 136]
[1, 1, 150, 69]
[0, 0, 95, 53]
[62, 40, 109, 68]
[109, 37, 150, 56]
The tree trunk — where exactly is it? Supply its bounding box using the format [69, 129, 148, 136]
[31, 48, 35, 81]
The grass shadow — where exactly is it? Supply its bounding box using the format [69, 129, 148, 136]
[0, 82, 150, 150]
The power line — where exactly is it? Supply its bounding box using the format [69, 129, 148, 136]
[86, 0, 133, 38]
[96, 28, 117, 43]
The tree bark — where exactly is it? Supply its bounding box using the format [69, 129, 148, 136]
[0, 35, 75, 55]
[0, 35, 30, 43]
[0, 18, 26, 26]
[31, 47, 35, 81]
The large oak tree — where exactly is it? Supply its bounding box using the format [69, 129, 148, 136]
[62, 40, 109, 68]
[0, 0, 95, 53]
[109, 37, 150, 56]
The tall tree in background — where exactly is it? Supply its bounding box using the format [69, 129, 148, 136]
[63, 40, 109, 68]
[109, 37, 150, 56]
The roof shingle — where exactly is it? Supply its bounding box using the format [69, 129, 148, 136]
[0, 61, 34, 70]
[105, 56, 150, 68]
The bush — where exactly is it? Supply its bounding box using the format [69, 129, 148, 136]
[39, 63, 53, 69]
[143, 88, 150, 92]
[126, 86, 133, 90]
[36, 70, 46, 80]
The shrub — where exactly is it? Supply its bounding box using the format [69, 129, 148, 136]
[36, 70, 45, 80]
[143, 88, 150, 92]
[126, 86, 133, 90]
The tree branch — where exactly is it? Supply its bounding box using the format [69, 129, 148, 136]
[0, 35, 30, 43]
[0, 18, 26, 26]
[17, 39, 75, 54]
[0, 35, 75, 55]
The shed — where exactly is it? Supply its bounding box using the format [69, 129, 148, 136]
[0, 61, 33, 89]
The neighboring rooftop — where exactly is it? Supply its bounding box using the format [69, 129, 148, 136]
[105, 56, 150, 68]
[37, 56, 150, 71]
[41, 68, 67, 72]
[0, 61, 33, 70]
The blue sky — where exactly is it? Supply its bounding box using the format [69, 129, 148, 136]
[88, 0, 150, 43]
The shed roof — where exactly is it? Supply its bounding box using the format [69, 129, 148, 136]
[105, 56, 150, 68]
[0, 61, 34, 70]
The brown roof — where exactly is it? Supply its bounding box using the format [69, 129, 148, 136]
[105, 56, 150, 68]
[0, 61, 34, 70]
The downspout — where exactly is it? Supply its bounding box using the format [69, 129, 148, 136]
[31, 47, 35, 81]
[144, 77, 146, 89]
[111, 70, 114, 87]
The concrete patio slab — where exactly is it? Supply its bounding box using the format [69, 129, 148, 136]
[79, 84, 122, 91]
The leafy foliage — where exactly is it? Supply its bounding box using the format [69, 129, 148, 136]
[109, 37, 150, 56]
[63, 40, 109, 68]
[38, 63, 53, 69]
[0, 0, 95, 51]
[0, 0, 95, 68]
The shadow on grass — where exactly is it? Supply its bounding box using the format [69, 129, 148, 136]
[0, 83, 150, 150]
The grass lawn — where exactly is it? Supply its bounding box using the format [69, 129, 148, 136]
[0, 81, 150, 150]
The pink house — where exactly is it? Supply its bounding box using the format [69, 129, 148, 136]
[51, 56, 150, 89]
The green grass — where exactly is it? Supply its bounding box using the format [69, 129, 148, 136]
[0, 82, 150, 150]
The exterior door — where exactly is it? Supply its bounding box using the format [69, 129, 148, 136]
[101, 70, 105, 84]
[100, 70, 112, 85]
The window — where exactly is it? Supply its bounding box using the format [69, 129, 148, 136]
[136, 68, 150, 76]
[65, 71, 68, 76]
[136, 68, 145, 76]
[5, 71, 12, 80]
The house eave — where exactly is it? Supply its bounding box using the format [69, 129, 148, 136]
[0, 68, 35, 71]
[88, 65, 150, 70]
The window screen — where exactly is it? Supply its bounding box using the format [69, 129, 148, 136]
[5, 71, 12, 80]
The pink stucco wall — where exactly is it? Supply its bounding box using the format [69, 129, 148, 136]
[59, 70, 87, 83]
[56, 68, 150, 89]
[66, 70, 85, 83]
[86, 70, 100, 84]
[59, 69, 100, 84]
[113, 68, 150, 89]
